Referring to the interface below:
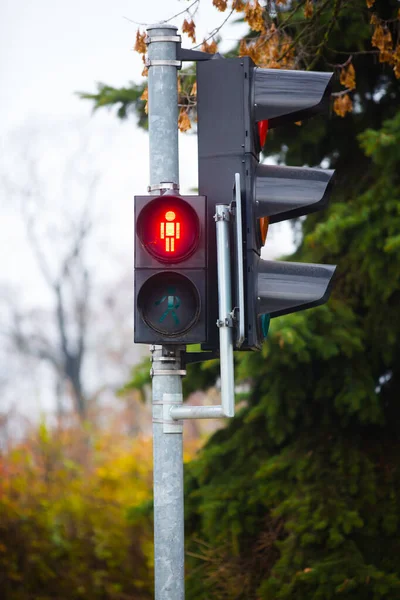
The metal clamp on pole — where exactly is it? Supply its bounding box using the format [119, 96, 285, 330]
[147, 182, 180, 194]
[145, 58, 182, 68]
[145, 35, 181, 44]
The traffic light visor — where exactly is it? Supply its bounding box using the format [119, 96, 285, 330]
[253, 68, 333, 127]
[137, 195, 200, 262]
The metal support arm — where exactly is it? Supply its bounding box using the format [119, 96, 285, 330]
[170, 204, 235, 422]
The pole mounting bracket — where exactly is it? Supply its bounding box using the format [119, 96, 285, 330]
[216, 313, 234, 328]
[148, 182, 180, 194]
[177, 46, 220, 62]
[145, 35, 181, 44]
[145, 58, 182, 68]
[150, 368, 187, 377]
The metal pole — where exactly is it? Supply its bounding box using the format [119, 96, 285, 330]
[146, 24, 185, 600]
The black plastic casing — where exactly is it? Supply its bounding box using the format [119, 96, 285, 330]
[197, 56, 335, 350]
[134, 195, 207, 344]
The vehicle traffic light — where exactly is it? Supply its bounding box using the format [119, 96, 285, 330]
[197, 56, 336, 351]
[134, 192, 207, 344]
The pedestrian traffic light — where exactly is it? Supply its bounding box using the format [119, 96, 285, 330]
[134, 193, 207, 344]
[197, 56, 336, 350]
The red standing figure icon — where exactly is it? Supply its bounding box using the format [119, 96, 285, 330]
[160, 210, 180, 252]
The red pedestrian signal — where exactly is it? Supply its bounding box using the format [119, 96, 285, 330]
[136, 195, 200, 262]
[134, 193, 207, 344]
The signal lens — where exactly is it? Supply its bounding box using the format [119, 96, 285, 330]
[137, 195, 200, 262]
[259, 216, 269, 246]
[137, 272, 201, 335]
[257, 120, 269, 149]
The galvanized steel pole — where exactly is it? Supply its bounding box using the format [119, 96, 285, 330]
[146, 23, 185, 600]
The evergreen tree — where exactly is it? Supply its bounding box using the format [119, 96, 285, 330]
[82, 1, 400, 597]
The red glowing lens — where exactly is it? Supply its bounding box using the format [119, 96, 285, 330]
[257, 119, 269, 149]
[137, 195, 200, 262]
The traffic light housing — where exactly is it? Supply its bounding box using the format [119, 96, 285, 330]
[134, 193, 207, 344]
[197, 56, 336, 350]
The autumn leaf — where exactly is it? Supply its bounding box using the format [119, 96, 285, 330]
[232, 0, 246, 10]
[340, 63, 356, 90]
[134, 29, 147, 55]
[333, 93, 353, 117]
[244, 0, 266, 33]
[178, 108, 191, 132]
[371, 23, 385, 50]
[190, 81, 197, 97]
[239, 23, 295, 69]
[304, 0, 313, 18]
[201, 39, 218, 54]
[182, 18, 196, 43]
[213, 0, 228, 11]
[393, 44, 400, 78]
[366, 0, 375, 7]
[140, 87, 148, 114]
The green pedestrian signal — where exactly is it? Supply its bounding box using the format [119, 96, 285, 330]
[156, 287, 181, 326]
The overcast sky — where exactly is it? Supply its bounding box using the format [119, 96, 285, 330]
[0, 0, 254, 290]
[0, 0, 293, 418]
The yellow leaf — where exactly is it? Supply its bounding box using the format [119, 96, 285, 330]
[366, 0, 375, 7]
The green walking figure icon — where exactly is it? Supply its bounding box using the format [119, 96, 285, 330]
[155, 287, 181, 325]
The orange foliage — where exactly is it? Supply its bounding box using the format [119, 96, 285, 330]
[178, 108, 192, 132]
[140, 86, 148, 114]
[333, 94, 353, 117]
[182, 18, 196, 43]
[201, 39, 218, 54]
[134, 29, 147, 55]
[244, 0, 266, 34]
[304, 0, 313, 18]
[213, 0, 228, 11]
[340, 63, 356, 90]
[239, 24, 295, 69]
[232, 0, 246, 10]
